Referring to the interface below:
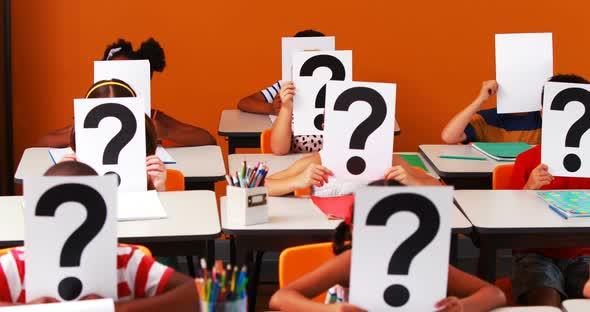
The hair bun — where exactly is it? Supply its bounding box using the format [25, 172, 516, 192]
[137, 38, 166, 73]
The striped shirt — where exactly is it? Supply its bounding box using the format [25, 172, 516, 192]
[464, 108, 542, 145]
[260, 81, 282, 103]
[0, 245, 173, 303]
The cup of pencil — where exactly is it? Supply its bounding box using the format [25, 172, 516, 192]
[226, 161, 269, 225]
[196, 259, 248, 312]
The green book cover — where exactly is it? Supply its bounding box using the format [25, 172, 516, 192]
[472, 142, 533, 159]
[398, 154, 428, 172]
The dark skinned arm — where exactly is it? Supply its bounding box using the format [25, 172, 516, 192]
[153, 110, 216, 146]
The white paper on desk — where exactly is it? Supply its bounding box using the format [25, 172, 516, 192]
[323, 81, 396, 182]
[281, 36, 335, 81]
[291, 51, 353, 135]
[350, 186, 453, 311]
[74, 98, 147, 192]
[0, 299, 115, 311]
[49, 147, 75, 164]
[542, 82, 590, 177]
[94, 60, 151, 116]
[118, 190, 167, 221]
[495, 33, 553, 113]
[155, 146, 176, 164]
[24, 176, 117, 302]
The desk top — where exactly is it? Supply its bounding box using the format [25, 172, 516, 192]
[0, 190, 221, 247]
[563, 299, 590, 312]
[455, 190, 590, 234]
[419, 144, 509, 178]
[14, 146, 226, 183]
[490, 307, 562, 312]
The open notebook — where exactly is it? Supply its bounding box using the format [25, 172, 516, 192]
[537, 191, 590, 219]
[49, 146, 176, 164]
[472, 142, 533, 161]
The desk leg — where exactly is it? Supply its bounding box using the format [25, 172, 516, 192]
[228, 138, 236, 155]
[186, 256, 196, 277]
[477, 238, 498, 283]
[247, 251, 264, 312]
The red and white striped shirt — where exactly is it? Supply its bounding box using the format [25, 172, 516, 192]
[0, 245, 173, 303]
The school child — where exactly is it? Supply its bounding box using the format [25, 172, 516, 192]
[269, 180, 506, 312]
[37, 38, 216, 147]
[0, 161, 199, 311]
[508, 74, 590, 306]
[60, 80, 167, 191]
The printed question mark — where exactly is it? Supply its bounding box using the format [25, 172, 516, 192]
[299, 55, 346, 130]
[366, 193, 440, 307]
[333, 87, 387, 175]
[84, 103, 137, 184]
[550, 87, 590, 172]
[35, 183, 107, 301]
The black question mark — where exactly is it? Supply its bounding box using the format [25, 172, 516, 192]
[299, 55, 346, 130]
[35, 183, 107, 301]
[84, 103, 137, 185]
[333, 87, 387, 175]
[366, 193, 440, 307]
[550, 87, 590, 172]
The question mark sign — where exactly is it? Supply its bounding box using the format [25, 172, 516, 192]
[35, 183, 107, 301]
[550, 87, 590, 173]
[366, 193, 440, 307]
[333, 87, 387, 175]
[299, 55, 346, 130]
[84, 103, 137, 184]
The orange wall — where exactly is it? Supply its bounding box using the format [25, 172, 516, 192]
[10, 1, 590, 182]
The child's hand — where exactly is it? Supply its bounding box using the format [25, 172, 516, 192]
[279, 81, 295, 111]
[384, 166, 417, 185]
[80, 294, 103, 300]
[146, 155, 167, 191]
[477, 80, 498, 103]
[27, 296, 59, 304]
[524, 163, 554, 190]
[296, 163, 333, 189]
[435, 296, 463, 312]
[59, 153, 77, 162]
[271, 93, 282, 115]
[330, 303, 367, 312]
[584, 278, 590, 298]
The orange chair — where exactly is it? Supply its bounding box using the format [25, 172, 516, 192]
[492, 164, 515, 190]
[260, 128, 273, 154]
[492, 163, 517, 305]
[279, 242, 334, 303]
[165, 169, 185, 191]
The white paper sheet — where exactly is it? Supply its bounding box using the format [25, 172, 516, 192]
[74, 98, 147, 191]
[50, 146, 175, 165]
[0, 299, 115, 311]
[495, 33, 553, 113]
[322, 81, 396, 182]
[281, 37, 335, 81]
[268, 115, 277, 124]
[291, 51, 353, 135]
[24, 176, 117, 302]
[155, 146, 176, 164]
[542, 82, 590, 177]
[94, 60, 151, 116]
[350, 186, 453, 311]
[117, 190, 167, 221]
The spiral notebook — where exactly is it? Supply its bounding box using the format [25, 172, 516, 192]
[537, 191, 590, 219]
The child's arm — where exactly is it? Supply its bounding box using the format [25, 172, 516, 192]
[385, 155, 441, 186]
[237, 92, 281, 115]
[115, 272, 199, 312]
[35, 125, 73, 147]
[265, 153, 333, 196]
[441, 81, 497, 144]
[436, 265, 505, 312]
[523, 163, 553, 190]
[269, 250, 366, 312]
[584, 278, 590, 298]
[270, 81, 295, 155]
[153, 110, 216, 146]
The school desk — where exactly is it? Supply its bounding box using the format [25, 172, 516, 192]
[563, 299, 590, 312]
[218, 109, 402, 154]
[14, 146, 226, 190]
[490, 307, 562, 312]
[220, 196, 472, 311]
[419, 144, 511, 189]
[227, 152, 439, 180]
[454, 190, 590, 282]
[0, 191, 220, 274]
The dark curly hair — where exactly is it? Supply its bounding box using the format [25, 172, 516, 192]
[294, 29, 325, 37]
[103, 38, 166, 78]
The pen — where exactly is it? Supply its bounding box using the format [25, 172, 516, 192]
[439, 155, 487, 161]
[225, 174, 234, 186]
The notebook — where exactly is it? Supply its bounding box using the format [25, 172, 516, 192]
[118, 190, 168, 221]
[537, 191, 590, 219]
[311, 195, 354, 223]
[397, 154, 428, 172]
[472, 142, 533, 161]
[49, 145, 176, 164]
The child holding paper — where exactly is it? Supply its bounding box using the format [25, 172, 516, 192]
[37, 38, 216, 147]
[508, 74, 590, 307]
[269, 181, 506, 312]
[0, 161, 200, 311]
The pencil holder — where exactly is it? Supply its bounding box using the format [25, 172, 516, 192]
[226, 186, 269, 225]
[200, 296, 247, 312]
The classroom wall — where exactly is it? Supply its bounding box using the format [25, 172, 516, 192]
[10, 1, 590, 193]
